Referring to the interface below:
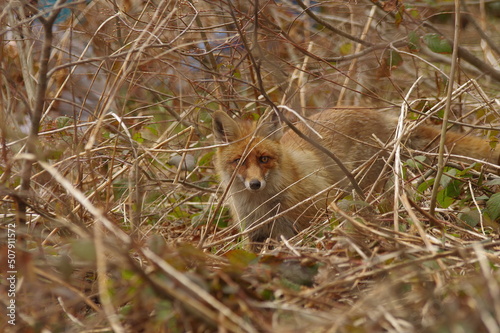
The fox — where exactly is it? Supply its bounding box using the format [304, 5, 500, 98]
[212, 108, 499, 249]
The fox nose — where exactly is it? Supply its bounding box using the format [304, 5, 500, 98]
[248, 179, 262, 190]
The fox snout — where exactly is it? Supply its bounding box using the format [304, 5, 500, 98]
[239, 160, 269, 191]
[245, 178, 266, 191]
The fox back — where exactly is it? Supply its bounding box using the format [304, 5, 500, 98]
[213, 108, 499, 249]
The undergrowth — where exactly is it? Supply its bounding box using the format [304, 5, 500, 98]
[1, 0, 500, 332]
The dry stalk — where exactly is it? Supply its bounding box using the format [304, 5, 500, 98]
[429, 0, 461, 215]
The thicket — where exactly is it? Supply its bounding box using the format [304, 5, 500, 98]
[1, 0, 500, 332]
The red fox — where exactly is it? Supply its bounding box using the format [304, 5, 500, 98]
[212, 108, 499, 248]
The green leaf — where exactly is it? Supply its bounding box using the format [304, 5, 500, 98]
[56, 116, 72, 128]
[408, 31, 421, 52]
[278, 260, 319, 287]
[459, 208, 482, 227]
[485, 179, 500, 186]
[198, 151, 215, 166]
[440, 169, 462, 198]
[339, 42, 353, 55]
[486, 193, 500, 221]
[46, 148, 63, 160]
[386, 49, 403, 68]
[58, 254, 73, 281]
[71, 239, 96, 262]
[437, 189, 454, 208]
[225, 249, 258, 269]
[337, 199, 371, 212]
[406, 155, 426, 170]
[439, 174, 451, 189]
[417, 178, 434, 193]
[408, 7, 420, 19]
[394, 8, 404, 27]
[113, 179, 129, 199]
[260, 289, 274, 300]
[423, 33, 452, 54]
[133, 131, 144, 143]
[146, 125, 159, 137]
[445, 180, 462, 198]
[489, 136, 499, 150]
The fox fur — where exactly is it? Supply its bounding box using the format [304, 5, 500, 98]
[212, 108, 499, 248]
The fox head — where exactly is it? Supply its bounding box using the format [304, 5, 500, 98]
[212, 111, 283, 192]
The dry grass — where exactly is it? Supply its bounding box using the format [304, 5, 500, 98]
[1, 0, 500, 332]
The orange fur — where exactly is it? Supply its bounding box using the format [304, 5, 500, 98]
[213, 108, 499, 248]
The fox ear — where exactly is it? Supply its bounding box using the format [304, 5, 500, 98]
[213, 111, 240, 143]
[256, 112, 283, 141]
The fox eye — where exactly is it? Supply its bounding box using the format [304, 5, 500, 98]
[232, 158, 241, 164]
[259, 156, 270, 164]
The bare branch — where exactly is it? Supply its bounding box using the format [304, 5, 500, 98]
[18, 0, 67, 225]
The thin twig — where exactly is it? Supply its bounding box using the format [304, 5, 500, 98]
[460, 0, 500, 57]
[295, 0, 372, 47]
[430, 0, 461, 216]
